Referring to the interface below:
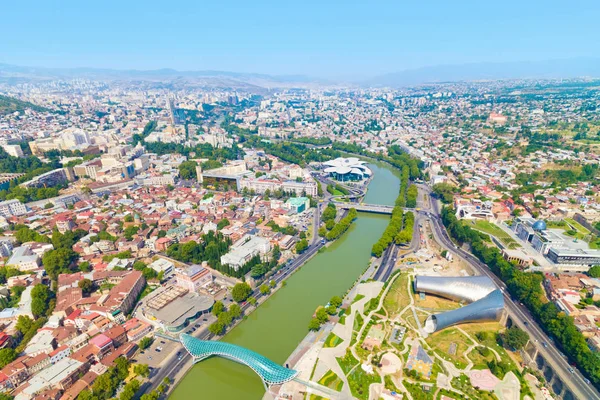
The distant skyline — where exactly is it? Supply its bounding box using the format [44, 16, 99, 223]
[2, 0, 599, 79]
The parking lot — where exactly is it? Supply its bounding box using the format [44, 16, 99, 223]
[134, 313, 216, 368]
[134, 336, 180, 368]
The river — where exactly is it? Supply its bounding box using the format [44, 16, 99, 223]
[170, 161, 400, 399]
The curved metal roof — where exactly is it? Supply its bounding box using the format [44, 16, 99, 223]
[414, 275, 496, 303]
[424, 289, 504, 333]
[180, 334, 298, 386]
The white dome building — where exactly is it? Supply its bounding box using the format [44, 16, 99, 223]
[322, 157, 371, 181]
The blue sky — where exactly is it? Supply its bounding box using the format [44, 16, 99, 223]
[2, 0, 598, 78]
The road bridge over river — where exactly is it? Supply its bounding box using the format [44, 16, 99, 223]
[334, 202, 415, 214]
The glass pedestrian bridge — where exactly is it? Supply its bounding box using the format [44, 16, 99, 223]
[179, 334, 298, 387]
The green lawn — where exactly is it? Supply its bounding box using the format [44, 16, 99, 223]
[346, 364, 381, 400]
[323, 332, 343, 348]
[467, 220, 520, 249]
[352, 294, 365, 304]
[425, 328, 473, 369]
[565, 218, 591, 235]
[383, 272, 412, 316]
[318, 369, 344, 392]
[353, 312, 364, 331]
[337, 349, 359, 375]
[404, 381, 436, 400]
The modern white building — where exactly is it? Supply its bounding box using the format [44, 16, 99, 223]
[220, 235, 272, 270]
[6, 246, 40, 271]
[0, 199, 28, 217]
[322, 157, 372, 181]
[149, 258, 175, 276]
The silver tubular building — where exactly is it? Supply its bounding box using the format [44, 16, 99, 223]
[413, 275, 496, 303]
[423, 290, 505, 333]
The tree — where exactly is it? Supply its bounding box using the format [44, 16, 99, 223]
[432, 183, 457, 203]
[133, 261, 147, 271]
[231, 282, 252, 303]
[588, 265, 600, 278]
[217, 310, 233, 326]
[134, 363, 150, 377]
[316, 307, 329, 324]
[79, 261, 91, 272]
[139, 336, 153, 350]
[308, 318, 321, 331]
[42, 248, 78, 278]
[212, 301, 225, 316]
[326, 305, 337, 315]
[260, 284, 270, 295]
[15, 315, 33, 334]
[330, 296, 342, 308]
[247, 296, 257, 306]
[503, 327, 529, 350]
[31, 284, 53, 317]
[0, 348, 17, 368]
[119, 379, 140, 400]
[295, 238, 309, 253]
[217, 218, 230, 230]
[78, 278, 93, 295]
[229, 303, 242, 319]
[272, 245, 281, 261]
[208, 321, 225, 335]
[178, 160, 198, 180]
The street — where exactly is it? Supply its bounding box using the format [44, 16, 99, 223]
[422, 185, 599, 400]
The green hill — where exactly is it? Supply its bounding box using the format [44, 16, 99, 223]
[0, 95, 52, 115]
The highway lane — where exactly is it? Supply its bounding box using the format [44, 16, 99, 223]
[423, 198, 599, 400]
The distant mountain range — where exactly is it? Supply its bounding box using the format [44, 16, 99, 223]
[1, 58, 599, 88]
[366, 58, 600, 87]
[0, 63, 326, 91]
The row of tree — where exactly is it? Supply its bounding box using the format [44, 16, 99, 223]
[372, 207, 404, 257]
[441, 206, 600, 387]
[325, 208, 357, 241]
[395, 212, 415, 244]
[208, 300, 243, 335]
[371, 147, 421, 256]
[308, 296, 343, 331]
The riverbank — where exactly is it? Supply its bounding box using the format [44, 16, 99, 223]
[170, 163, 399, 400]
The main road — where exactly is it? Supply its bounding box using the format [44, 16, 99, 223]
[421, 184, 599, 400]
[142, 232, 328, 394]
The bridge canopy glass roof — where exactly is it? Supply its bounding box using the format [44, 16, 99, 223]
[180, 334, 298, 385]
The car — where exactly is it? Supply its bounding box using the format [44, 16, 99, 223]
[194, 324, 201, 328]
[192, 328, 196, 332]
[160, 341, 165, 344]
[585, 378, 591, 384]
[569, 368, 575, 374]
[203, 318, 207, 321]
[542, 342, 548, 348]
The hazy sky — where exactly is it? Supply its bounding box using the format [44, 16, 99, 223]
[2, 0, 598, 78]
